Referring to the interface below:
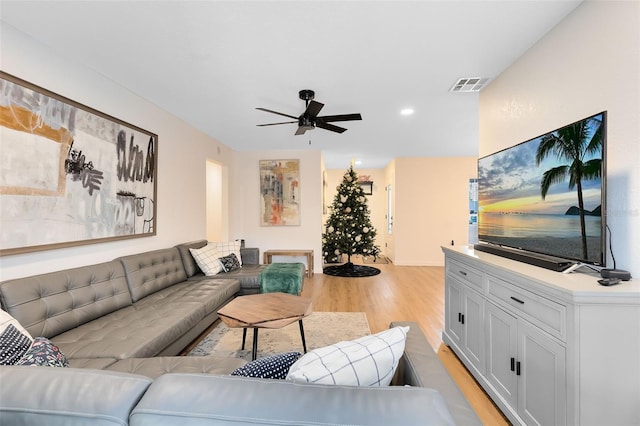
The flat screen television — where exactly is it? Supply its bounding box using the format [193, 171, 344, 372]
[475, 111, 606, 272]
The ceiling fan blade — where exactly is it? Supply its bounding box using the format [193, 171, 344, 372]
[304, 100, 324, 118]
[317, 122, 347, 134]
[257, 120, 298, 127]
[256, 107, 298, 120]
[295, 126, 310, 135]
[318, 113, 362, 122]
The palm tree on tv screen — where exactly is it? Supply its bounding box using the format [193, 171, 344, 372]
[535, 116, 603, 260]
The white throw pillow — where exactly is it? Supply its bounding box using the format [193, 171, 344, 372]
[208, 241, 243, 266]
[190, 245, 224, 276]
[286, 326, 409, 386]
[0, 309, 33, 342]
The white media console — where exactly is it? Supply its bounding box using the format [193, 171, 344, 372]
[442, 246, 639, 426]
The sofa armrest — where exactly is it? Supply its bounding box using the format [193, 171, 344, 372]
[390, 321, 482, 426]
[0, 366, 152, 426]
[240, 247, 259, 265]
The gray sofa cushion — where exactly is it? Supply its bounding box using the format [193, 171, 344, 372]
[189, 264, 267, 295]
[106, 356, 247, 379]
[53, 279, 239, 360]
[0, 366, 152, 426]
[130, 374, 456, 426]
[68, 357, 119, 370]
[118, 247, 187, 303]
[176, 240, 208, 277]
[0, 260, 132, 338]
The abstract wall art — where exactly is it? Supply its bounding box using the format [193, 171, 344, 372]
[0, 72, 158, 255]
[259, 159, 300, 226]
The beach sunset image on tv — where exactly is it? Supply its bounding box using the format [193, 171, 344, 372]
[477, 112, 605, 264]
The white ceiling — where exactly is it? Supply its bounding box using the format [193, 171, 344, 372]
[0, 0, 582, 169]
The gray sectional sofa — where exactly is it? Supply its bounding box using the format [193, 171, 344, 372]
[0, 241, 262, 370]
[0, 241, 481, 425]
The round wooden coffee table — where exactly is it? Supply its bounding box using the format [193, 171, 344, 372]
[217, 292, 312, 360]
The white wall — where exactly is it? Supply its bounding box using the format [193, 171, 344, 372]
[479, 0, 639, 277]
[393, 157, 477, 266]
[0, 23, 232, 280]
[229, 150, 323, 273]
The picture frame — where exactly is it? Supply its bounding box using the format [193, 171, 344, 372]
[359, 181, 373, 195]
[259, 159, 300, 226]
[0, 72, 158, 256]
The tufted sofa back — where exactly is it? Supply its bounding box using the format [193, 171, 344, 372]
[0, 260, 132, 338]
[175, 240, 207, 277]
[117, 247, 188, 302]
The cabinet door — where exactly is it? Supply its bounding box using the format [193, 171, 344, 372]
[445, 276, 464, 347]
[485, 301, 518, 409]
[462, 289, 485, 374]
[517, 320, 566, 426]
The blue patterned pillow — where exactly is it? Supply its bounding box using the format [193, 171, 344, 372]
[219, 253, 241, 273]
[231, 352, 301, 379]
[0, 324, 32, 365]
[15, 337, 69, 368]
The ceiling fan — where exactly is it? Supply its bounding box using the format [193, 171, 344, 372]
[256, 90, 362, 135]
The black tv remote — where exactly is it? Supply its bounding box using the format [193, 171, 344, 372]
[598, 278, 621, 286]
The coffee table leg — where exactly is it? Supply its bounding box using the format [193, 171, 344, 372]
[242, 328, 247, 350]
[252, 328, 258, 361]
[299, 320, 307, 353]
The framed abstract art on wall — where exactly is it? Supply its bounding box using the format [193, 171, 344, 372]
[0, 72, 158, 256]
[259, 159, 300, 226]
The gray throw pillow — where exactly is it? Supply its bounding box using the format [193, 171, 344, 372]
[219, 253, 241, 272]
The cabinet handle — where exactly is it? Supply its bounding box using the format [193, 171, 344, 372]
[461, 314, 465, 325]
[516, 361, 521, 376]
[510, 296, 525, 304]
[458, 270, 467, 276]
[510, 357, 515, 372]
[458, 312, 462, 323]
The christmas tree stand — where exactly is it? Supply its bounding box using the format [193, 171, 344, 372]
[323, 262, 380, 277]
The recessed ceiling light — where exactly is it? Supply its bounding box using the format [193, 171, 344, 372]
[354, 160, 363, 165]
[400, 108, 414, 116]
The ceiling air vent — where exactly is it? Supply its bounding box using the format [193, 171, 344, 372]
[449, 77, 490, 93]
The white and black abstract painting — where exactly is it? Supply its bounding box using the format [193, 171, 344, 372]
[0, 72, 157, 255]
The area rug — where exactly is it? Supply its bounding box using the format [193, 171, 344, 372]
[188, 312, 370, 360]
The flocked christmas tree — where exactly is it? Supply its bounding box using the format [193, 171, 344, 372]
[322, 166, 380, 273]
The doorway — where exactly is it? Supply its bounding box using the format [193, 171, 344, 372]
[206, 160, 227, 241]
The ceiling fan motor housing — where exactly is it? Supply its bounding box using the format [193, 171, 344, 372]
[299, 89, 315, 101]
[298, 115, 315, 129]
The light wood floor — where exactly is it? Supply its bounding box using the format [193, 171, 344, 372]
[301, 260, 510, 426]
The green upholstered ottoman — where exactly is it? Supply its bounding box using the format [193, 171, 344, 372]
[259, 263, 305, 295]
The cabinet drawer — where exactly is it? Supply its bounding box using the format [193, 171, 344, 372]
[488, 276, 566, 341]
[447, 259, 483, 291]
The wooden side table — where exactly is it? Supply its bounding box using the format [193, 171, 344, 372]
[263, 249, 314, 278]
